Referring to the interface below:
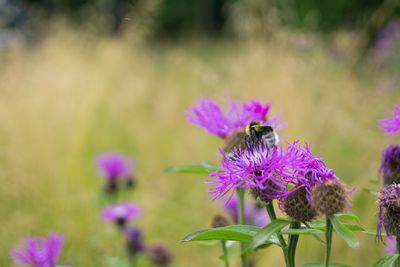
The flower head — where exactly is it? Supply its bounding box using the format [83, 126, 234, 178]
[125, 227, 145, 255]
[209, 142, 306, 201]
[187, 99, 284, 138]
[211, 214, 231, 228]
[280, 187, 318, 222]
[311, 180, 348, 217]
[11, 233, 64, 267]
[379, 105, 400, 134]
[96, 153, 133, 180]
[380, 145, 400, 185]
[286, 142, 338, 197]
[148, 243, 173, 267]
[378, 184, 400, 238]
[102, 202, 141, 227]
[224, 196, 269, 227]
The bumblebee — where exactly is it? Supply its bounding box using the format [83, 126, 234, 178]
[245, 121, 279, 148]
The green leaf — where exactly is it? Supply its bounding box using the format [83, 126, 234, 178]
[330, 216, 360, 248]
[373, 254, 400, 267]
[336, 212, 360, 223]
[251, 219, 291, 249]
[200, 162, 220, 170]
[165, 162, 219, 175]
[182, 225, 260, 243]
[280, 228, 325, 235]
[310, 220, 364, 232]
[303, 264, 350, 267]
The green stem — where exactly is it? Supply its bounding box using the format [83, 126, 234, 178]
[288, 221, 300, 267]
[395, 237, 400, 267]
[236, 188, 247, 267]
[325, 217, 333, 267]
[265, 201, 289, 267]
[221, 241, 230, 267]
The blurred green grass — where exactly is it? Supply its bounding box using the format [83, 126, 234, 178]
[0, 28, 399, 266]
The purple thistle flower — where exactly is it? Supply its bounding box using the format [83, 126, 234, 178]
[379, 105, 400, 134]
[386, 236, 396, 254]
[102, 202, 141, 228]
[96, 153, 135, 192]
[287, 142, 338, 197]
[208, 142, 306, 201]
[380, 145, 400, 185]
[96, 153, 133, 180]
[148, 243, 173, 267]
[125, 227, 145, 255]
[11, 233, 64, 267]
[224, 196, 269, 227]
[186, 99, 284, 138]
[377, 184, 400, 238]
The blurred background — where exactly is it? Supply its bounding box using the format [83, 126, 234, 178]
[1, 0, 400, 266]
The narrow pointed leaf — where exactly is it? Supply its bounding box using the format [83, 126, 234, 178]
[336, 212, 360, 223]
[165, 162, 219, 175]
[251, 219, 290, 249]
[182, 225, 258, 242]
[280, 228, 325, 235]
[183, 229, 252, 242]
[330, 216, 360, 248]
[373, 254, 400, 267]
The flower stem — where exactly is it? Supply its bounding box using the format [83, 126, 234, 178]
[288, 221, 300, 267]
[221, 241, 230, 267]
[236, 187, 247, 267]
[265, 201, 289, 267]
[325, 217, 333, 267]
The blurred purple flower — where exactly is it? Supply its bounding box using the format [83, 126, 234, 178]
[187, 99, 285, 138]
[125, 227, 145, 255]
[374, 19, 400, 63]
[379, 105, 400, 134]
[380, 145, 400, 185]
[224, 196, 269, 227]
[102, 202, 140, 227]
[386, 236, 396, 254]
[208, 142, 306, 201]
[11, 233, 64, 267]
[96, 153, 133, 180]
[148, 243, 173, 267]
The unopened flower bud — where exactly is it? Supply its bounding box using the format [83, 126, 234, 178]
[312, 180, 347, 217]
[280, 187, 317, 222]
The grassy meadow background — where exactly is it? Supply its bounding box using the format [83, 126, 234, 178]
[0, 26, 399, 266]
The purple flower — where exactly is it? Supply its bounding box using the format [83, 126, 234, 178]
[148, 243, 172, 267]
[287, 142, 338, 196]
[11, 233, 64, 267]
[102, 202, 140, 227]
[125, 227, 145, 255]
[96, 153, 133, 180]
[380, 145, 400, 185]
[379, 105, 400, 134]
[187, 99, 284, 138]
[224, 196, 269, 227]
[386, 236, 396, 254]
[208, 142, 306, 201]
[373, 20, 400, 63]
[377, 184, 400, 238]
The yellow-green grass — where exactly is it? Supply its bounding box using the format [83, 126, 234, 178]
[0, 28, 398, 266]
